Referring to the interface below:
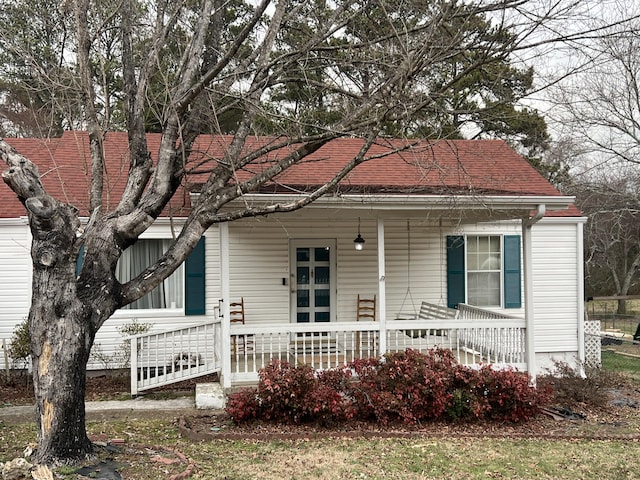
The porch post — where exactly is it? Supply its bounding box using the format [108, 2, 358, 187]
[220, 222, 231, 389]
[377, 217, 387, 355]
[522, 213, 539, 381]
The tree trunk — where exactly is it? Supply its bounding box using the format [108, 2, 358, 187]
[21, 193, 97, 464]
[617, 299, 627, 315]
[30, 306, 95, 463]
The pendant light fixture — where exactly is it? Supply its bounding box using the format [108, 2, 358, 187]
[354, 217, 365, 251]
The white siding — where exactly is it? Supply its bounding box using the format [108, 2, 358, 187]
[530, 219, 583, 359]
[0, 221, 31, 370]
[0, 209, 585, 373]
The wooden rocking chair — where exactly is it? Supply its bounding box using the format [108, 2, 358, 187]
[230, 298, 253, 356]
[356, 294, 377, 356]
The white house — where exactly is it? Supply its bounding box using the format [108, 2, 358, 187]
[0, 132, 589, 392]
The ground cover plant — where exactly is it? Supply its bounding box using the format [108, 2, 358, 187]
[226, 348, 553, 426]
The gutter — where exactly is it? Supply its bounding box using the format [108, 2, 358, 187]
[524, 204, 546, 227]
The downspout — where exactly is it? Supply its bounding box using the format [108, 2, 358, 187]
[523, 204, 545, 382]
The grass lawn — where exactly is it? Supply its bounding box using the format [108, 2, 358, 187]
[1, 418, 639, 480]
[602, 349, 640, 384]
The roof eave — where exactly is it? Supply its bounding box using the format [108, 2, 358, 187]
[192, 192, 575, 212]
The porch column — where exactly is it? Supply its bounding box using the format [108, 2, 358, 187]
[523, 206, 544, 381]
[220, 222, 231, 389]
[377, 217, 387, 354]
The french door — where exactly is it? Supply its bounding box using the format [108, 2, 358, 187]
[290, 239, 336, 325]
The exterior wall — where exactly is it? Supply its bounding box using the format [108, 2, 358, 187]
[0, 219, 31, 370]
[0, 209, 586, 375]
[0, 219, 222, 371]
[530, 218, 585, 372]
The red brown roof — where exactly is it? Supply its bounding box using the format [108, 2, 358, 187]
[1, 131, 578, 218]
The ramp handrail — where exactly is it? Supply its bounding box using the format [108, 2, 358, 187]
[130, 319, 222, 395]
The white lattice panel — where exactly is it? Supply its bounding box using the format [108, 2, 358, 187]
[584, 320, 601, 368]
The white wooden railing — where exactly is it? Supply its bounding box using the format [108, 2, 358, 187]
[130, 319, 222, 395]
[129, 303, 526, 393]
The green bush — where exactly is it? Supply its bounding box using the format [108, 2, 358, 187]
[7, 318, 30, 369]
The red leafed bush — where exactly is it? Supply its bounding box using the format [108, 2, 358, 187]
[350, 348, 458, 424]
[225, 387, 260, 423]
[474, 366, 553, 422]
[226, 349, 553, 425]
[226, 359, 356, 425]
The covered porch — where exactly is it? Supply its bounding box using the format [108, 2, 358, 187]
[128, 193, 574, 394]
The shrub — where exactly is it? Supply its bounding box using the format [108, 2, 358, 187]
[7, 318, 30, 369]
[539, 360, 617, 408]
[351, 348, 457, 424]
[227, 349, 553, 425]
[226, 360, 356, 425]
[225, 388, 260, 423]
[474, 366, 553, 422]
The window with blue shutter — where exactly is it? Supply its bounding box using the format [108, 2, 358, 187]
[185, 236, 206, 315]
[446, 234, 521, 309]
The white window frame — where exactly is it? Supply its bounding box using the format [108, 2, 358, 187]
[466, 234, 503, 308]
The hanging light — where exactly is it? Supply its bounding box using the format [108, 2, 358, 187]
[354, 217, 365, 251]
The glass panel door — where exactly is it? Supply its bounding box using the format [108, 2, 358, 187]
[291, 240, 336, 324]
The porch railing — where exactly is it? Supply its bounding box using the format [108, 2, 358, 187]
[130, 319, 222, 395]
[129, 303, 526, 393]
[227, 306, 526, 385]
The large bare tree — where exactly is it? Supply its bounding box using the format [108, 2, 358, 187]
[0, 0, 634, 465]
[545, 2, 640, 311]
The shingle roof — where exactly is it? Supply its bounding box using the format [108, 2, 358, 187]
[1, 131, 579, 218]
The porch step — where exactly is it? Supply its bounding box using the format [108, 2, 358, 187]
[195, 382, 225, 409]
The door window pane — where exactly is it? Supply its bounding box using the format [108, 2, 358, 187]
[315, 289, 330, 308]
[315, 266, 329, 284]
[297, 248, 310, 262]
[297, 289, 310, 308]
[297, 266, 309, 284]
[314, 247, 329, 262]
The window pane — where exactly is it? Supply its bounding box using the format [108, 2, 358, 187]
[315, 312, 330, 322]
[315, 289, 330, 308]
[297, 248, 310, 262]
[297, 289, 310, 308]
[297, 312, 310, 323]
[117, 239, 183, 310]
[468, 272, 500, 306]
[315, 267, 329, 284]
[315, 247, 330, 262]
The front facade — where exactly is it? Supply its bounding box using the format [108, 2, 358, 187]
[0, 132, 586, 389]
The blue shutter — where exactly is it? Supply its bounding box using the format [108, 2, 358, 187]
[503, 235, 521, 308]
[76, 244, 84, 276]
[185, 237, 206, 315]
[446, 236, 465, 309]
